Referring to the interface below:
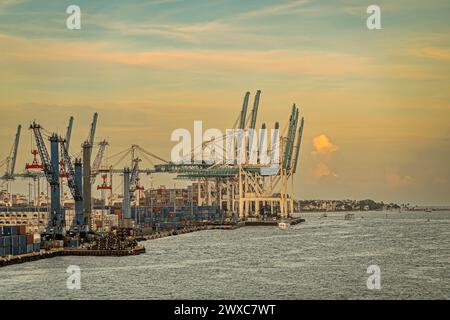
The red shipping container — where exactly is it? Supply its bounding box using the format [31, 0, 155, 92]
[26, 234, 34, 244]
[17, 225, 26, 235]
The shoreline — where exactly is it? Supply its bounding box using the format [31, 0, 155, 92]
[1, 218, 305, 268]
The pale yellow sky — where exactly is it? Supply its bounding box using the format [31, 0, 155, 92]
[1, 0, 449, 204]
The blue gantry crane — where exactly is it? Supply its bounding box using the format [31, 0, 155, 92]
[29, 122, 63, 238]
[59, 137, 84, 231]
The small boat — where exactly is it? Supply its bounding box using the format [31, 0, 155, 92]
[425, 208, 432, 213]
[344, 213, 355, 220]
[322, 213, 328, 218]
[278, 221, 290, 230]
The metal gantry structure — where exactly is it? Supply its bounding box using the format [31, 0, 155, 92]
[1, 90, 305, 235]
[153, 90, 305, 220]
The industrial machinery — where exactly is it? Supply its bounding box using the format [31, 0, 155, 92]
[1, 125, 21, 183]
[29, 122, 63, 238]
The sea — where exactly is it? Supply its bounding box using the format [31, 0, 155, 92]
[1, 210, 449, 299]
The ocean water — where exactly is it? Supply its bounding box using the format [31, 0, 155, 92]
[1, 211, 449, 299]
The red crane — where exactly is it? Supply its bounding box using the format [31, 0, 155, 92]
[97, 174, 111, 190]
[25, 149, 44, 170]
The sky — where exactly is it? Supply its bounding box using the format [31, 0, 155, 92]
[0, 0, 449, 205]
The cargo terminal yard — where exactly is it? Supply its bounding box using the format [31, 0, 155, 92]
[0, 91, 305, 266]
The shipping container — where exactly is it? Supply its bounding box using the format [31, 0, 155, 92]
[26, 234, 34, 244]
[4, 246, 11, 256]
[4, 236, 11, 247]
[33, 243, 40, 252]
[11, 246, 19, 256]
[17, 225, 26, 235]
[26, 244, 33, 253]
[19, 245, 27, 255]
[3, 226, 17, 235]
[19, 235, 27, 246]
[68, 239, 79, 248]
[11, 235, 19, 247]
[0, 246, 5, 257]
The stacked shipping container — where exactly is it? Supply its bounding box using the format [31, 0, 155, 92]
[0, 225, 41, 257]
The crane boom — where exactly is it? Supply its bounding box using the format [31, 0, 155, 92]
[249, 90, 261, 130]
[30, 122, 54, 184]
[65, 116, 74, 152]
[283, 105, 297, 169]
[292, 117, 304, 174]
[239, 92, 250, 129]
[60, 138, 82, 201]
[286, 106, 299, 170]
[88, 112, 98, 157]
[129, 158, 141, 189]
[129, 158, 141, 201]
[3, 125, 21, 179]
[90, 140, 109, 184]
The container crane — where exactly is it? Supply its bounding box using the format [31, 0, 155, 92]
[82, 112, 98, 228]
[59, 138, 82, 204]
[29, 122, 63, 238]
[59, 138, 86, 232]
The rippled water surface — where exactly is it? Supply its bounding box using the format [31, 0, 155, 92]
[1, 211, 449, 299]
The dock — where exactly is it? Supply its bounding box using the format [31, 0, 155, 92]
[0, 245, 145, 268]
[243, 217, 305, 226]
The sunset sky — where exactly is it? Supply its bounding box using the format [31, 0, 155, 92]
[1, 0, 449, 205]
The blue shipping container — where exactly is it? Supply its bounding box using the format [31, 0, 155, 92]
[11, 235, 19, 247]
[26, 244, 33, 253]
[3, 226, 17, 235]
[19, 245, 26, 255]
[71, 240, 79, 247]
[0, 236, 5, 247]
[4, 246, 11, 255]
[11, 246, 19, 256]
[33, 243, 40, 252]
[19, 235, 27, 246]
[4, 236, 11, 247]
[0, 247, 4, 257]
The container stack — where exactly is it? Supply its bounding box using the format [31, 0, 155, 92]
[0, 225, 42, 257]
[139, 205, 225, 230]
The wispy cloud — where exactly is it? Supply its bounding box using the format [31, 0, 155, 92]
[386, 169, 415, 188]
[313, 163, 337, 179]
[238, 0, 311, 19]
[0, 0, 25, 11]
[1, 34, 438, 80]
[412, 47, 450, 61]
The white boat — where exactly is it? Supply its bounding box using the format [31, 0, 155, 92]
[278, 221, 290, 230]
